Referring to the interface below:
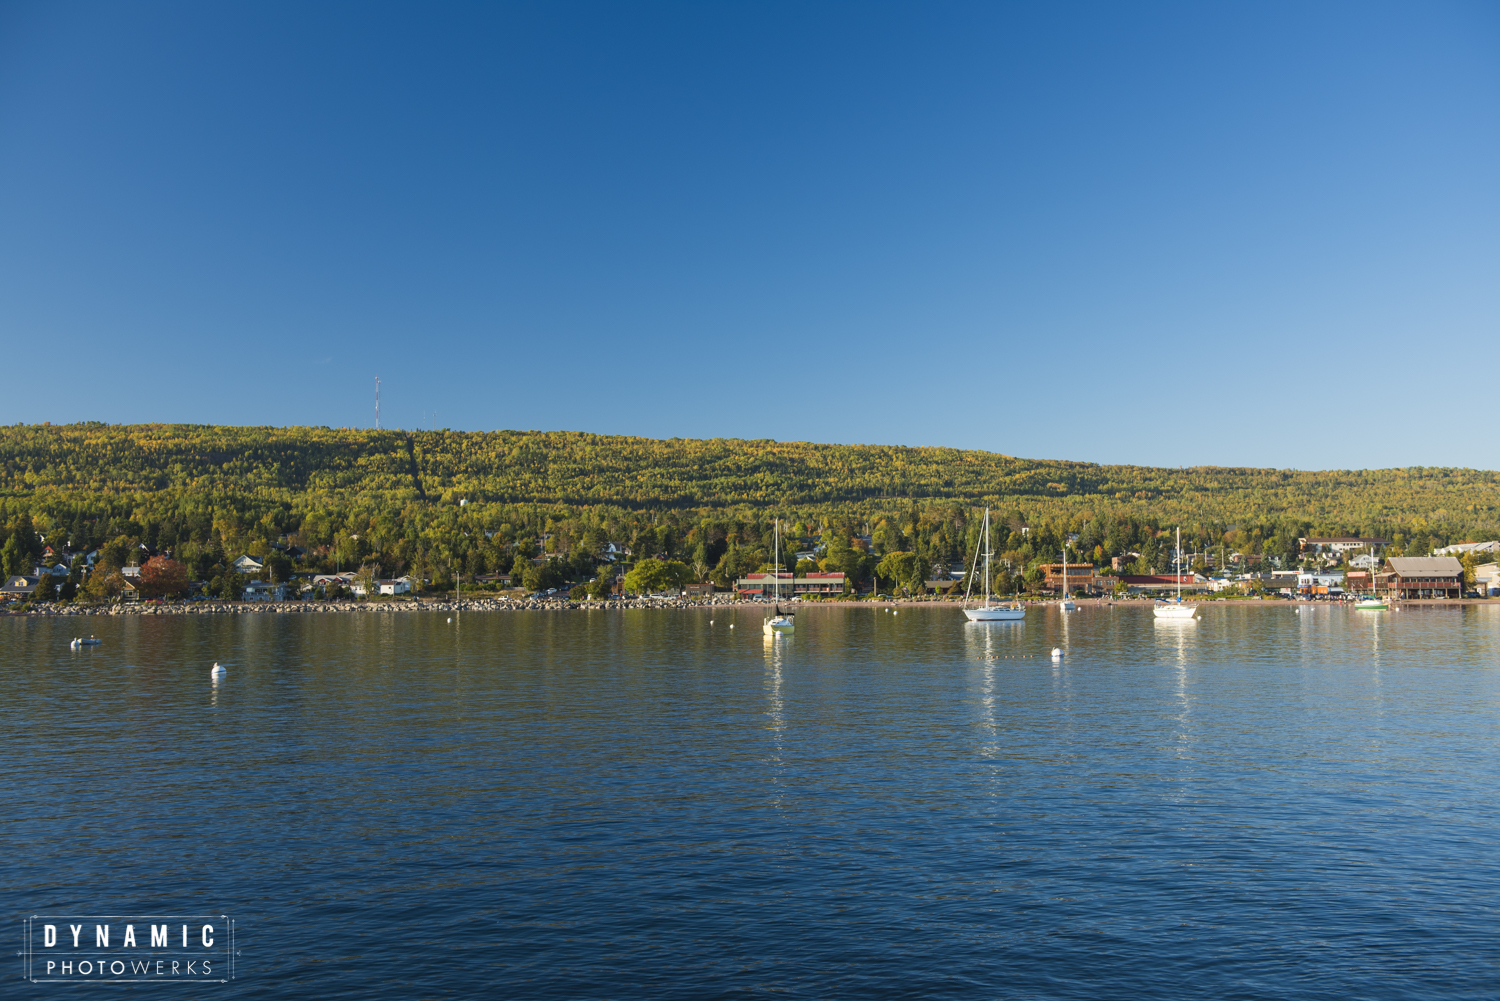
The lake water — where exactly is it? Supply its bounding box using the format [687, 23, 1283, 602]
[5, 604, 1499, 999]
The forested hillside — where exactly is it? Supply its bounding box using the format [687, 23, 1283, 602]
[1, 422, 1497, 594]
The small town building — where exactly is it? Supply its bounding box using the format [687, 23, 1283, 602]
[1384, 556, 1464, 599]
[683, 582, 716, 598]
[233, 555, 265, 575]
[1433, 541, 1500, 557]
[243, 580, 286, 601]
[1, 575, 40, 599]
[349, 576, 413, 597]
[1121, 574, 1210, 593]
[1038, 563, 1098, 593]
[1299, 537, 1391, 558]
[1297, 572, 1345, 596]
[1474, 563, 1500, 597]
[736, 572, 846, 597]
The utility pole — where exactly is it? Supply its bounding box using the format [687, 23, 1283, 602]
[375, 376, 381, 430]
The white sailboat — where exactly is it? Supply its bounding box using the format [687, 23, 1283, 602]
[1353, 546, 1389, 610]
[763, 518, 795, 635]
[963, 508, 1025, 621]
[1059, 544, 1075, 611]
[1152, 527, 1197, 619]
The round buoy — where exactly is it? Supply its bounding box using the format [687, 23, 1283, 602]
[893, 610, 898, 616]
[729, 623, 735, 629]
[210, 662, 226, 677]
[1050, 647, 1063, 659]
[447, 617, 452, 623]
[709, 620, 714, 625]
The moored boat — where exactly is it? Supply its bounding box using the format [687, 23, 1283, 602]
[1152, 527, 1198, 619]
[963, 508, 1025, 622]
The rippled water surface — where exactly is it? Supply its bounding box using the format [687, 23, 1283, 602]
[5, 604, 1500, 998]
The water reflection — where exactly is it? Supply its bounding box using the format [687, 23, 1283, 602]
[963, 620, 1024, 662]
[763, 632, 786, 808]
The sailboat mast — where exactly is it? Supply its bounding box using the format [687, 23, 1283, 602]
[1177, 527, 1182, 603]
[983, 509, 991, 606]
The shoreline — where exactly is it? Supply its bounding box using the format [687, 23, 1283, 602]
[4, 596, 1496, 616]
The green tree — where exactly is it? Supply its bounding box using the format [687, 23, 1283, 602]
[623, 558, 691, 595]
[875, 551, 921, 593]
[0, 535, 25, 577]
[263, 551, 294, 584]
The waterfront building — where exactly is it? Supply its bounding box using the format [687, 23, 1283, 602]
[243, 579, 287, 601]
[736, 572, 845, 597]
[1038, 563, 1099, 593]
[1383, 557, 1464, 599]
[1297, 571, 1345, 596]
[1122, 574, 1210, 593]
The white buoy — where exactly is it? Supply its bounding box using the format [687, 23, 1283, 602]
[729, 623, 735, 629]
[447, 617, 452, 623]
[210, 662, 226, 677]
[709, 620, 714, 625]
[893, 610, 898, 616]
[1050, 647, 1063, 659]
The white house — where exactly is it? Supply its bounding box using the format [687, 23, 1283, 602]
[233, 555, 265, 575]
[242, 579, 286, 601]
[1434, 541, 1500, 557]
[1473, 563, 1500, 597]
[350, 576, 412, 597]
[311, 572, 356, 587]
[1297, 572, 1345, 595]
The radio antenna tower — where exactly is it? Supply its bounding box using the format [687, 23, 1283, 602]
[375, 376, 381, 430]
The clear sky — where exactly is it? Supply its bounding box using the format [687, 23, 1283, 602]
[2, 2, 1496, 469]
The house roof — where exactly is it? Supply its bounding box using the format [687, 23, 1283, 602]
[1434, 541, 1500, 555]
[1387, 556, 1463, 576]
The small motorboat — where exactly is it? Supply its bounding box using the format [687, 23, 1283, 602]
[69, 636, 103, 648]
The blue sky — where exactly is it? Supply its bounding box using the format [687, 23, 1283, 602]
[1, 2, 1496, 469]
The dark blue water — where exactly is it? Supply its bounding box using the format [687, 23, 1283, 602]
[5, 604, 1499, 998]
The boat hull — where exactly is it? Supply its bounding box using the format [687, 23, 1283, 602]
[763, 618, 795, 635]
[1152, 604, 1197, 619]
[1353, 601, 1389, 610]
[964, 606, 1025, 621]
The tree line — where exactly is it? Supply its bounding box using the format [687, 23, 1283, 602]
[2, 423, 1497, 600]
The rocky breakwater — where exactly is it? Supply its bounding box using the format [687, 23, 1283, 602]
[8, 596, 747, 616]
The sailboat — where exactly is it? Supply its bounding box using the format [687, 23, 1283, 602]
[764, 519, 795, 635]
[1353, 546, 1389, 610]
[1059, 544, 1076, 611]
[963, 509, 1025, 621]
[1152, 527, 1197, 619]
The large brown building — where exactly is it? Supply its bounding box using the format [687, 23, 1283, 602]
[1383, 557, 1464, 599]
[1038, 563, 1098, 593]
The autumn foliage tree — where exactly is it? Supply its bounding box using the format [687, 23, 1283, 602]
[138, 556, 189, 598]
